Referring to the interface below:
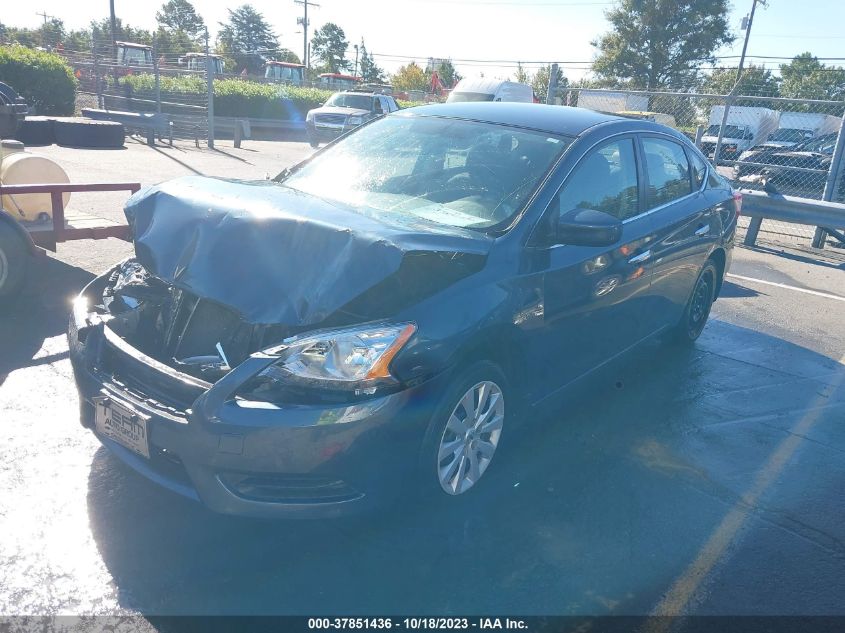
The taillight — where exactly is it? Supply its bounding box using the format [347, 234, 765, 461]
[732, 191, 742, 217]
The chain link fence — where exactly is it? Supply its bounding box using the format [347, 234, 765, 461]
[61, 38, 211, 143]
[561, 87, 845, 247]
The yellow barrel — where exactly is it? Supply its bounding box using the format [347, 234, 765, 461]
[0, 151, 70, 222]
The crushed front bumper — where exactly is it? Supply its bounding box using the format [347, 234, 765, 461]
[68, 277, 440, 519]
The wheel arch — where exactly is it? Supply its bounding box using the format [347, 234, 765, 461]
[0, 208, 39, 257]
[708, 247, 727, 299]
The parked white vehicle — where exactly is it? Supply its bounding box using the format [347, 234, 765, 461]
[447, 78, 535, 103]
[765, 112, 840, 148]
[700, 106, 780, 159]
[617, 110, 677, 128]
[576, 90, 649, 113]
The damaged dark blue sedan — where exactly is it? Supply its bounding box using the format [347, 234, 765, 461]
[68, 103, 738, 517]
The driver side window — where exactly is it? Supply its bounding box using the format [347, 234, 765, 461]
[557, 139, 639, 221]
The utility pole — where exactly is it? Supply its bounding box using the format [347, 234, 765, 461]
[35, 11, 55, 25]
[294, 0, 319, 70]
[353, 44, 359, 78]
[109, 0, 118, 50]
[735, 0, 765, 83]
[713, 0, 766, 166]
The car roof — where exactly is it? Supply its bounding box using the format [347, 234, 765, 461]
[401, 103, 629, 137]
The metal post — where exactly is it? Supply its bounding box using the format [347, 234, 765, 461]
[205, 30, 215, 149]
[713, 95, 734, 167]
[744, 217, 763, 246]
[152, 34, 162, 115]
[695, 125, 704, 148]
[92, 42, 103, 109]
[811, 110, 845, 248]
[545, 63, 559, 106]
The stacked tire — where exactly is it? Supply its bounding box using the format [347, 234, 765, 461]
[53, 118, 125, 149]
[15, 116, 55, 146]
[14, 117, 125, 149]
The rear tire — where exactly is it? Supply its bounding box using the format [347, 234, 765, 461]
[671, 260, 718, 345]
[0, 222, 28, 304]
[53, 118, 125, 149]
[418, 361, 509, 499]
[15, 116, 55, 146]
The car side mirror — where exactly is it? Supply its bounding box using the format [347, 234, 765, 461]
[555, 208, 623, 247]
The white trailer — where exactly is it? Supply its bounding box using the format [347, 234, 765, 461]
[576, 90, 649, 113]
[765, 112, 841, 148]
[700, 105, 780, 160]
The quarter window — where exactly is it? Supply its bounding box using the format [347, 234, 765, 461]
[687, 148, 708, 189]
[557, 138, 639, 220]
[642, 137, 692, 208]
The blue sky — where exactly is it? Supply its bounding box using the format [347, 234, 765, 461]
[5, 0, 845, 80]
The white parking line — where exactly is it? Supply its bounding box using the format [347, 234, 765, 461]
[726, 273, 845, 303]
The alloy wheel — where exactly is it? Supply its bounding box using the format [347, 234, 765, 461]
[437, 381, 504, 495]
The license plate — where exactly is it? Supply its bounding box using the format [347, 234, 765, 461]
[93, 396, 150, 459]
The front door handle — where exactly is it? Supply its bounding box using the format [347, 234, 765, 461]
[694, 224, 710, 236]
[628, 249, 652, 265]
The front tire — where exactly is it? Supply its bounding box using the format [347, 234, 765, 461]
[419, 362, 508, 498]
[672, 260, 718, 344]
[0, 222, 28, 303]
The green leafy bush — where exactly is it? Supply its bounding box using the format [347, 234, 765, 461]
[121, 74, 334, 120]
[0, 45, 77, 115]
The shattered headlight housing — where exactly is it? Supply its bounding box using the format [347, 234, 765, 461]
[237, 323, 416, 404]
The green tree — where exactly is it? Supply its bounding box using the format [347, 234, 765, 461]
[217, 5, 278, 75]
[532, 64, 568, 103]
[277, 48, 301, 64]
[592, 0, 734, 90]
[434, 59, 460, 88]
[156, 0, 206, 39]
[358, 41, 384, 82]
[513, 62, 530, 85]
[311, 23, 349, 73]
[780, 52, 845, 102]
[701, 64, 780, 97]
[392, 61, 428, 92]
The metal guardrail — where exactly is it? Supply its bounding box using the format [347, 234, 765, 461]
[740, 189, 845, 247]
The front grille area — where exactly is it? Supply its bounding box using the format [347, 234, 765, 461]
[98, 333, 206, 414]
[314, 113, 347, 126]
[219, 472, 362, 504]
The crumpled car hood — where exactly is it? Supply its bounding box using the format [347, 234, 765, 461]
[124, 176, 491, 326]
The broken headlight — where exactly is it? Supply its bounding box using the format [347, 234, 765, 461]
[237, 323, 416, 404]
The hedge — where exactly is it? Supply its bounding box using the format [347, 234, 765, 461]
[121, 74, 332, 120]
[0, 45, 77, 115]
[121, 74, 426, 120]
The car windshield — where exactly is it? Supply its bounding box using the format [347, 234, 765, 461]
[705, 124, 748, 139]
[770, 128, 812, 142]
[279, 115, 571, 231]
[448, 92, 496, 102]
[325, 94, 373, 110]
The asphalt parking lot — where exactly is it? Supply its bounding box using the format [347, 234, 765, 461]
[1, 138, 844, 618]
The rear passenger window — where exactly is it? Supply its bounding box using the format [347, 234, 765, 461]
[642, 137, 692, 208]
[557, 138, 639, 220]
[687, 148, 708, 189]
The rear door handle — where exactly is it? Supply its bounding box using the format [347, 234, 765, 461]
[694, 224, 710, 236]
[628, 250, 652, 265]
